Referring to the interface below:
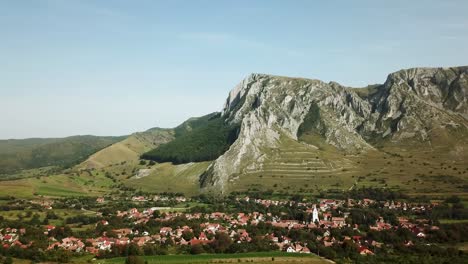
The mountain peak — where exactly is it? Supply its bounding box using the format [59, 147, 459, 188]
[199, 66, 468, 192]
[378, 66, 468, 119]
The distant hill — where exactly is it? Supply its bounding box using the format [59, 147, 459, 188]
[78, 128, 174, 169]
[0, 135, 125, 176]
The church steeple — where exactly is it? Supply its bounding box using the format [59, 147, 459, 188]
[312, 205, 319, 223]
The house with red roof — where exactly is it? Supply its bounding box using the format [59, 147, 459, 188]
[359, 246, 374, 255]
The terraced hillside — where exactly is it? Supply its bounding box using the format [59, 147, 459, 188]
[230, 133, 468, 197]
[232, 134, 358, 192]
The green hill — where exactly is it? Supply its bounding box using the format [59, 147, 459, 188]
[0, 135, 125, 176]
[78, 128, 174, 169]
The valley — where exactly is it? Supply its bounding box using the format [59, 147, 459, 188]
[1, 66, 467, 264]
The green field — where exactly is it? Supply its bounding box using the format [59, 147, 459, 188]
[0, 170, 114, 198]
[97, 252, 329, 264]
[125, 162, 211, 195]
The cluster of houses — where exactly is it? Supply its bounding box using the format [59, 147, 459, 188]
[383, 200, 439, 213]
[0, 228, 30, 250]
[48, 237, 85, 252]
[2, 196, 443, 258]
[96, 195, 188, 204]
[241, 196, 437, 213]
[57, 200, 437, 256]
[29, 199, 54, 210]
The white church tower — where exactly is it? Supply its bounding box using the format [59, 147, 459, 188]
[312, 205, 319, 223]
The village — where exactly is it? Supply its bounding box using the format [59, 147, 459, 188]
[1, 190, 457, 263]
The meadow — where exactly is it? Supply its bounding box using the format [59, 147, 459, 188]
[97, 252, 329, 264]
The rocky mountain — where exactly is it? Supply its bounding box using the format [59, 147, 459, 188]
[2, 66, 466, 197]
[198, 66, 468, 193]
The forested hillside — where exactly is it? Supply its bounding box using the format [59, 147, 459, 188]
[141, 113, 239, 164]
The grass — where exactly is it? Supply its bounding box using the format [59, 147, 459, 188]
[456, 242, 468, 252]
[226, 130, 468, 197]
[0, 135, 124, 176]
[79, 128, 174, 169]
[0, 170, 115, 198]
[230, 134, 360, 194]
[439, 219, 468, 224]
[97, 252, 328, 264]
[0, 208, 96, 226]
[125, 162, 211, 195]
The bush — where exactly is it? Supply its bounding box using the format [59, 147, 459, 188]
[125, 256, 145, 264]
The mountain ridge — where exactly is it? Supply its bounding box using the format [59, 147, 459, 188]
[2, 66, 466, 197]
[199, 66, 468, 193]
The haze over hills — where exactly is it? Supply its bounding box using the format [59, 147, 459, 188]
[0, 66, 467, 197]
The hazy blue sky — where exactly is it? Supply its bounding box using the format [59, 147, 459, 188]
[1, 0, 467, 139]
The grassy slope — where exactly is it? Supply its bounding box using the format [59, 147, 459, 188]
[0, 169, 115, 198]
[75, 126, 209, 196]
[229, 130, 468, 198]
[348, 84, 381, 99]
[0, 125, 211, 198]
[125, 161, 211, 195]
[231, 133, 357, 194]
[78, 128, 174, 169]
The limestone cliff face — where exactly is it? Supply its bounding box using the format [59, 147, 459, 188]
[201, 74, 375, 192]
[200, 66, 468, 192]
[369, 67, 468, 140]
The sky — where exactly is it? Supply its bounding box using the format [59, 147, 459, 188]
[1, 0, 467, 139]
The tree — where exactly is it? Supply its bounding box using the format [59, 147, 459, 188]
[211, 232, 232, 253]
[190, 244, 205, 255]
[182, 231, 194, 241]
[445, 195, 460, 204]
[125, 256, 145, 264]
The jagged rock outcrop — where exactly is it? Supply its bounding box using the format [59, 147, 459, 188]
[369, 67, 468, 141]
[201, 67, 468, 192]
[201, 74, 374, 192]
